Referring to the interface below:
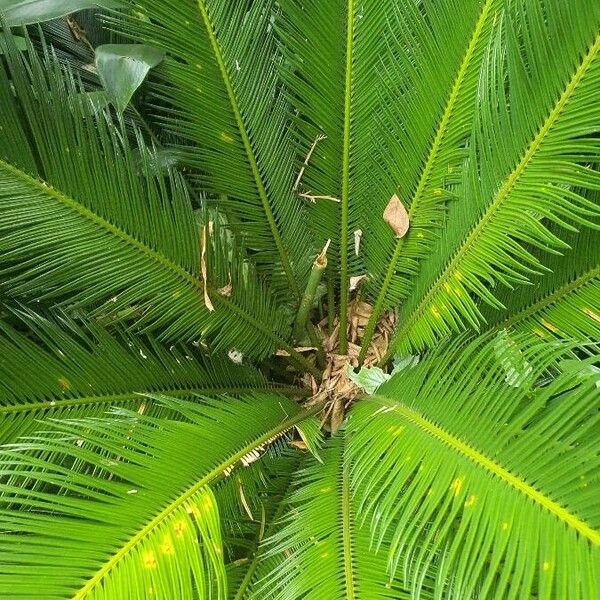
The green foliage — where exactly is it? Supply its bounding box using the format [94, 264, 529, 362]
[0, 0, 121, 26]
[95, 43, 164, 112]
[0, 0, 598, 598]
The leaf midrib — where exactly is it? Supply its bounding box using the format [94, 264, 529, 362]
[494, 266, 600, 331]
[0, 385, 307, 415]
[338, 0, 354, 355]
[358, 0, 494, 363]
[0, 159, 318, 376]
[71, 403, 320, 599]
[195, 0, 300, 299]
[231, 456, 302, 600]
[386, 33, 600, 358]
[370, 394, 600, 545]
[341, 440, 356, 600]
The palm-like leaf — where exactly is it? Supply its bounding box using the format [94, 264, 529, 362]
[483, 220, 600, 350]
[0, 0, 598, 597]
[261, 436, 435, 599]
[0, 38, 316, 372]
[358, 0, 497, 359]
[0, 308, 304, 444]
[275, 0, 489, 349]
[0, 394, 317, 598]
[110, 0, 312, 296]
[386, 1, 600, 357]
[347, 334, 599, 598]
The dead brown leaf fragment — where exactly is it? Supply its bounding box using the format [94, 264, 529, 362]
[200, 224, 215, 312]
[288, 440, 308, 451]
[218, 282, 232, 297]
[384, 194, 409, 238]
[349, 274, 367, 291]
[302, 299, 397, 432]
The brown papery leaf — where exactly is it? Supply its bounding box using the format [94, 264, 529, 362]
[349, 274, 367, 291]
[200, 224, 214, 312]
[383, 194, 409, 238]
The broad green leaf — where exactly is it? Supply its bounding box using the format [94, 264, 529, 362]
[95, 43, 165, 112]
[347, 364, 390, 394]
[0, 0, 121, 26]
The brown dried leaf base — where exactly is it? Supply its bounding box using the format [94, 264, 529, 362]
[302, 299, 397, 433]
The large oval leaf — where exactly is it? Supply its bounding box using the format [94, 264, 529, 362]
[95, 43, 165, 112]
[0, 0, 121, 26]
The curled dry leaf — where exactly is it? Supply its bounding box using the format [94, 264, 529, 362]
[200, 223, 214, 311]
[383, 194, 409, 238]
[288, 440, 308, 451]
[353, 229, 362, 256]
[349, 274, 367, 291]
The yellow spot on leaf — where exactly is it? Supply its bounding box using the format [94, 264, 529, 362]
[416, 232, 424, 238]
[501, 521, 509, 531]
[143, 552, 157, 569]
[58, 377, 70, 391]
[464, 495, 476, 508]
[160, 536, 174, 555]
[433, 188, 444, 196]
[220, 132, 234, 143]
[443, 282, 451, 293]
[533, 328, 545, 338]
[541, 319, 557, 332]
[543, 561, 550, 572]
[320, 552, 330, 559]
[320, 486, 333, 493]
[173, 520, 186, 538]
[195, 63, 202, 70]
[431, 306, 441, 318]
[427, 488, 433, 497]
[454, 271, 463, 281]
[387, 425, 404, 436]
[583, 307, 600, 323]
[450, 477, 464, 496]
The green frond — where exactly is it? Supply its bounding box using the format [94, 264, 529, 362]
[275, 0, 406, 349]
[387, 0, 600, 357]
[0, 309, 303, 444]
[223, 450, 301, 600]
[0, 38, 315, 370]
[0, 394, 313, 599]
[347, 334, 600, 598]
[110, 0, 313, 296]
[260, 436, 433, 599]
[358, 0, 497, 361]
[483, 221, 600, 350]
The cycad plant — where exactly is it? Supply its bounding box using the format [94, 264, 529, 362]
[0, 0, 598, 598]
